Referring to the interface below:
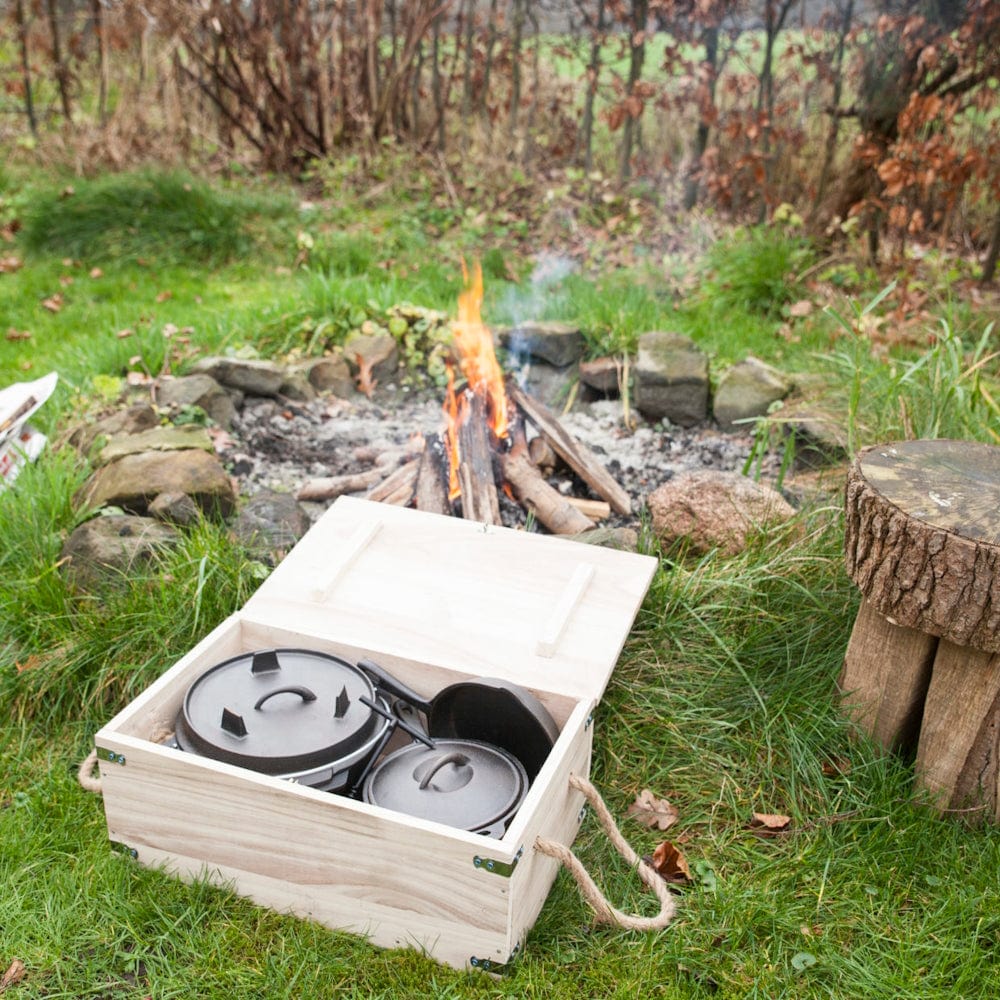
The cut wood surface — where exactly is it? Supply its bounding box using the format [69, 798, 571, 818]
[366, 457, 419, 503]
[844, 440, 1000, 652]
[564, 497, 611, 522]
[507, 381, 632, 516]
[296, 468, 382, 502]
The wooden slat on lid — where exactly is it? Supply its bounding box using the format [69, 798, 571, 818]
[243, 497, 657, 704]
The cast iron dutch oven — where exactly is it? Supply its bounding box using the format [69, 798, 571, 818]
[362, 738, 529, 838]
[357, 658, 559, 781]
[174, 648, 393, 792]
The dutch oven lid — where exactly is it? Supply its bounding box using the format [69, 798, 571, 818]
[363, 739, 528, 832]
[175, 648, 383, 775]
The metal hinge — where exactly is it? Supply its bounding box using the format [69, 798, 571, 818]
[470, 941, 520, 974]
[472, 845, 523, 878]
[97, 747, 127, 766]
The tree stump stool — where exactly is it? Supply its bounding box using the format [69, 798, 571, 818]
[840, 440, 1000, 822]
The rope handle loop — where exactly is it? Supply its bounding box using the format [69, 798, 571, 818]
[534, 773, 677, 932]
[78, 749, 102, 794]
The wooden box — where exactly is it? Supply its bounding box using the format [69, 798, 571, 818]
[95, 497, 657, 971]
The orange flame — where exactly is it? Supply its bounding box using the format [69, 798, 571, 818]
[442, 261, 510, 501]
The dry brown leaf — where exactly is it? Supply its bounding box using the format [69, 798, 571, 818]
[749, 812, 792, 835]
[15, 655, 42, 674]
[115, 328, 133, 339]
[41, 293, 63, 313]
[5, 328, 31, 341]
[0, 255, 23, 274]
[155, 290, 173, 303]
[788, 299, 814, 318]
[647, 840, 692, 883]
[822, 755, 852, 777]
[355, 353, 378, 399]
[89, 267, 103, 279]
[58, 274, 74, 288]
[626, 788, 679, 831]
[0, 959, 26, 993]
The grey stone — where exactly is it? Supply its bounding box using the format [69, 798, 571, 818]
[157, 374, 237, 429]
[191, 356, 285, 397]
[279, 370, 318, 402]
[635, 332, 709, 427]
[78, 449, 237, 518]
[579, 357, 625, 395]
[303, 354, 355, 397]
[713, 357, 792, 432]
[98, 424, 213, 465]
[343, 333, 399, 384]
[499, 321, 585, 367]
[60, 514, 180, 591]
[68, 404, 158, 454]
[779, 401, 850, 470]
[647, 469, 796, 556]
[232, 490, 311, 558]
[148, 491, 202, 527]
[520, 362, 578, 411]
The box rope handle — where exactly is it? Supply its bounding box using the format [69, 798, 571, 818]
[534, 773, 678, 932]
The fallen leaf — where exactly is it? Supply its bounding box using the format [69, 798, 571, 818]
[89, 267, 103, 279]
[5, 328, 31, 341]
[0, 220, 20, 242]
[115, 328, 133, 339]
[0, 959, 26, 992]
[155, 290, 173, 303]
[626, 788, 679, 831]
[788, 299, 814, 318]
[0, 255, 23, 274]
[162, 323, 178, 338]
[646, 840, 692, 883]
[41, 293, 63, 313]
[207, 427, 235, 453]
[355, 353, 378, 399]
[59, 274, 74, 288]
[822, 755, 851, 777]
[15, 655, 42, 674]
[749, 812, 792, 835]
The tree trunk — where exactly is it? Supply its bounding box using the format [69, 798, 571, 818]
[91, 0, 108, 124]
[813, 0, 855, 219]
[480, 0, 500, 126]
[683, 20, 718, 211]
[431, 11, 445, 150]
[756, 0, 796, 221]
[460, 0, 476, 128]
[980, 205, 1000, 285]
[14, 0, 37, 137]
[576, 0, 606, 172]
[619, 0, 648, 183]
[509, 0, 526, 139]
[45, 0, 73, 123]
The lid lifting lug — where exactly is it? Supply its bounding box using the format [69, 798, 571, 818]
[472, 846, 523, 878]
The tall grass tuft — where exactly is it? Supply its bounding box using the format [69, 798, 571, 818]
[19, 171, 283, 267]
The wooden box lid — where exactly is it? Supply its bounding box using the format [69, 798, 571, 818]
[243, 497, 657, 704]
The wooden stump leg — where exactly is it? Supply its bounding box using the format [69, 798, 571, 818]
[839, 596, 938, 756]
[915, 641, 1000, 823]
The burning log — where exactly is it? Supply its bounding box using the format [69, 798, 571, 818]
[457, 393, 501, 525]
[500, 450, 594, 535]
[507, 381, 632, 516]
[564, 497, 612, 523]
[297, 468, 384, 502]
[414, 433, 451, 516]
[367, 458, 419, 504]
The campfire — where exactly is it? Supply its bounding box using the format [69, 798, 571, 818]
[299, 263, 632, 535]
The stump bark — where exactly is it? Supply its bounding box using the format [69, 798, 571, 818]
[840, 440, 1000, 822]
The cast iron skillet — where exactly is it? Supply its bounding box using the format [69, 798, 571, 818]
[357, 658, 559, 782]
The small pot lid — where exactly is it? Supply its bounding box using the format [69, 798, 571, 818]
[176, 648, 384, 775]
[363, 739, 528, 832]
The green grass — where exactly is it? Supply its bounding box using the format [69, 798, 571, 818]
[2, 165, 1000, 999]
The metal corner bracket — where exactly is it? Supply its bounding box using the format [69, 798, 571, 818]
[470, 941, 521, 974]
[472, 845, 523, 878]
[97, 747, 126, 766]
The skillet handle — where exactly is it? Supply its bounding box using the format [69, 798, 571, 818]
[357, 659, 433, 714]
[534, 774, 677, 933]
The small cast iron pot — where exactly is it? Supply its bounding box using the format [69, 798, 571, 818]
[363, 738, 529, 838]
[174, 648, 393, 792]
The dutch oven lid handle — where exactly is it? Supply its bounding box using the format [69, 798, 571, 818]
[534, 774, 678, 933]
[417, 751, 470, 790]
[253, 686, 318, 711]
